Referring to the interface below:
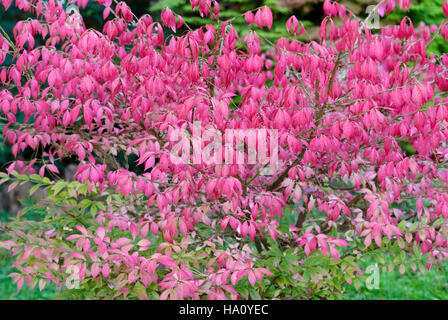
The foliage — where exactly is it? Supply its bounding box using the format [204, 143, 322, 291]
[385, 0, 448, 55]
[1, 0, 448, 300]
[148, 0, 302, 48]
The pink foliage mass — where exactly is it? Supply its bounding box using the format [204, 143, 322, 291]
[1, 0, 448, 299]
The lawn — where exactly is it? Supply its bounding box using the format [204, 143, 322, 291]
[0, 209, 57, 300]
[344, 259, 448, 300]
[0, 250, 58, 300]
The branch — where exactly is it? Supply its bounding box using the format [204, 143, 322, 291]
[267, 156, 301, 192]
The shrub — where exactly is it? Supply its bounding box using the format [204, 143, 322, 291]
[1, 0, 448, 300]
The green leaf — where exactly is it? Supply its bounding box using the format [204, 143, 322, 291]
[132, 283, 148, 299]
[78, 199, 91, 209]
[353, 278, 361, 291]
[398, 220, 407, 232]
[305, 255, 326, 267]
[7, 181, 19, 192]
[29, 184, 41, 196]
[51, 181, 66, 195]
[30, 174, 43, 182]
[409, 222, 419, 232]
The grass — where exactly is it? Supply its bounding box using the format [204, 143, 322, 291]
[344, 259, 448, 300]
[0, 209, 57, 300]
[0, 251, 58, 300]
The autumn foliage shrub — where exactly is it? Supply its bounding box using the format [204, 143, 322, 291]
[1, 0, 448, 299]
